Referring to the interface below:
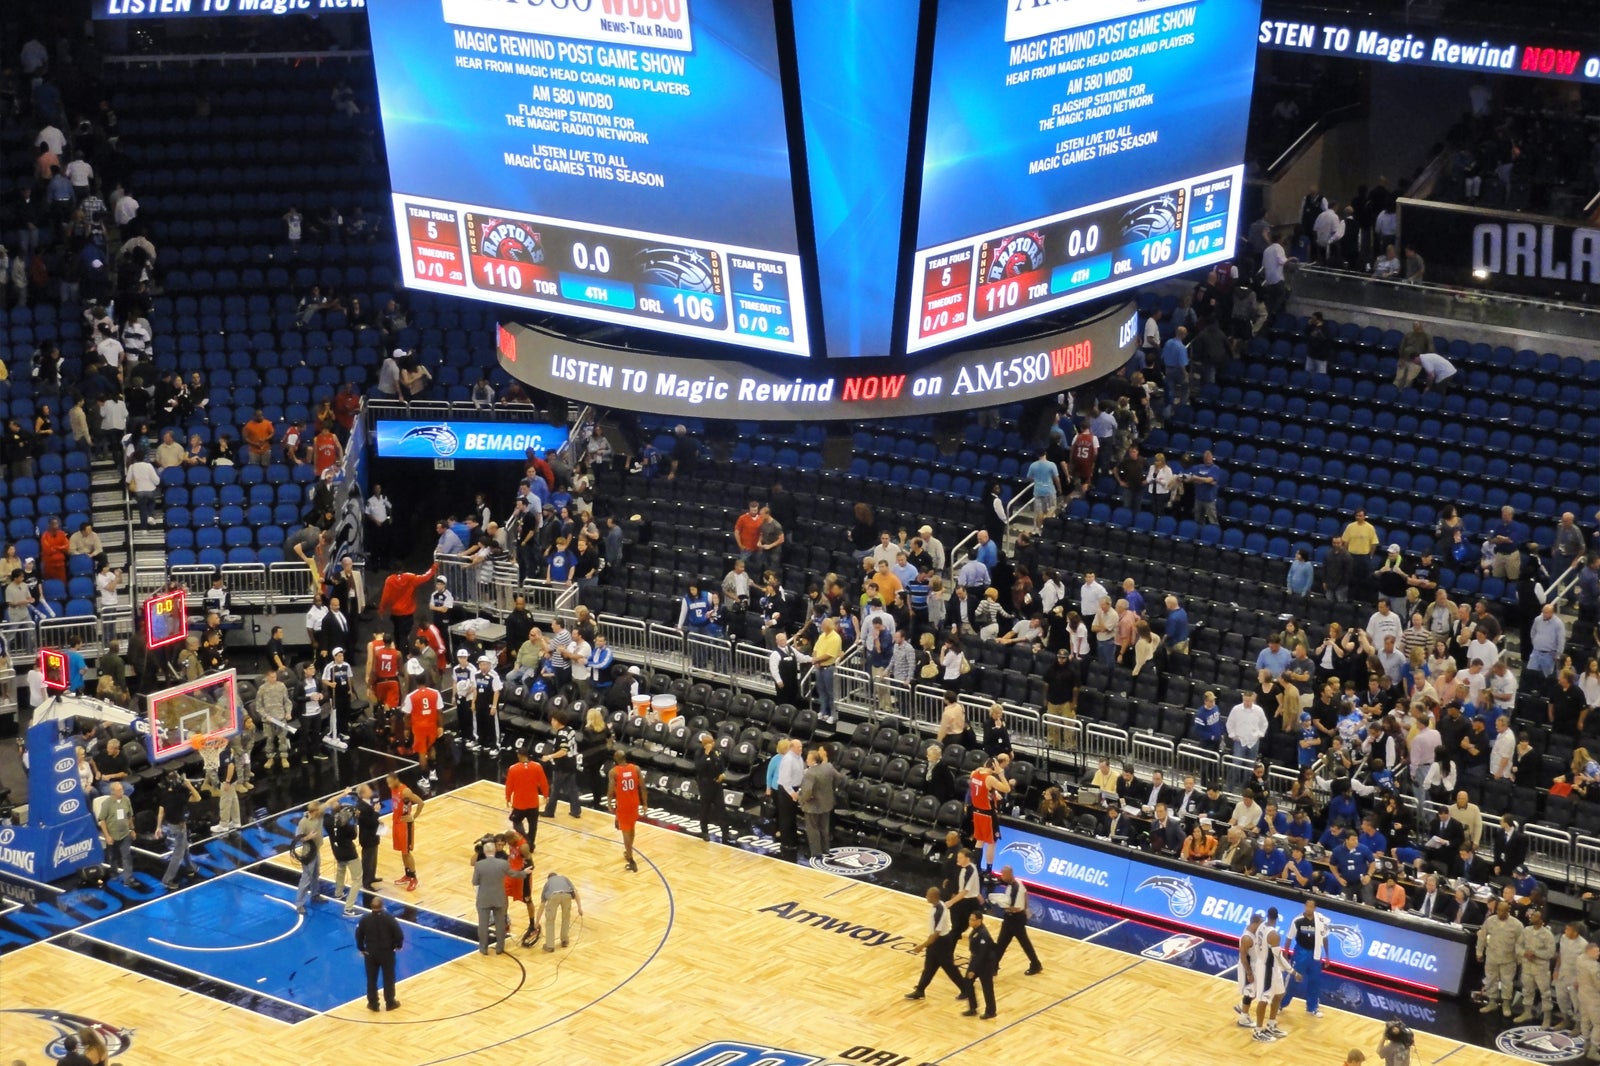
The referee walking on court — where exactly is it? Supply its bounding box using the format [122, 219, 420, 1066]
[994, 866, 1043, 975]
[905, 886, 971, 1001]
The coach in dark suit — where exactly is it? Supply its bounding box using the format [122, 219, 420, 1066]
[963, 911, 1000, 1018]
[356, 896, 404, 1011]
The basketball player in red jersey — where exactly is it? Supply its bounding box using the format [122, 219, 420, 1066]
[378, 562, 436, 651]
[500, 830, 541, 947]
[402, 666, 443, 787]
[367, 633, 403, 746]
[607, 749, 647, 873]
[386, 772, 424, 890]
[968, 756, 1012, 874]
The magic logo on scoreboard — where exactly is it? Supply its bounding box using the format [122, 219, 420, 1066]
[440, 0, 694, 52]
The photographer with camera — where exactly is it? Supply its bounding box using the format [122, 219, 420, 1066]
[155, 768, 200, 890]
[1377, 1019, 1415, 1065]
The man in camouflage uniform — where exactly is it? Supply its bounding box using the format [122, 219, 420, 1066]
[256, 668, 294, 770]
[1476, 899, 1523, 1018]
[1514, 907, 1556, 1026]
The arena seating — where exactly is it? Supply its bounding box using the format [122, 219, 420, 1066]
[7, 54, 1599, 893]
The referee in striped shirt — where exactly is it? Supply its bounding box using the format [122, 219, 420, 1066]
[993, 866, 1043, 975]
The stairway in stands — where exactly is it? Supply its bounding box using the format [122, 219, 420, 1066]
[89, 456, 135, 571]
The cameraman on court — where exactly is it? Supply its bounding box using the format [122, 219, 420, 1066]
[1376, 1018, 1415, 1066]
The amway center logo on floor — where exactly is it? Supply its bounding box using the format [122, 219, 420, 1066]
[760, 901, 918, 952]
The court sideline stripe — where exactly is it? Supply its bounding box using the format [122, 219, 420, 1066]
[932, 959, 1145, 1063]
[408, 791, 678, 1066]
[1081, 918, 1128, 943]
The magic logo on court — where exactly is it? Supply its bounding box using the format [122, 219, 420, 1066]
[660, 1041, 936, 1066]
[0, 1008, 134, 1061]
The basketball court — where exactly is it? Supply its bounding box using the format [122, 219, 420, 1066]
[0, 780, 1527, 1065]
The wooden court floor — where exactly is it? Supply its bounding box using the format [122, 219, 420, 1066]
[1, 779, 1524, 1066]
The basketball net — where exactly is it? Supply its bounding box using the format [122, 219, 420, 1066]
[191, 734, 228, 782]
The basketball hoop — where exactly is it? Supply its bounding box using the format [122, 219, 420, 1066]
[190, 734, 228, 788]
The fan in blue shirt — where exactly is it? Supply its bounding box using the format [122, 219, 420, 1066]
[1164, 603, 1189, 646]
[1357, 820, 1389, 857]
[1326, 788, 1359, 830]
[1296, 713, 1321, 768]
[1336, 707, 1368, 746]
[1255, 640, 1291, 677]
[1191, 696, 1223, 744]
[546, 545, 575, 583]
[1283, 847, 1319, 890]
[1259, 803, 1291, 836]
[1286, 811, 1316, 845]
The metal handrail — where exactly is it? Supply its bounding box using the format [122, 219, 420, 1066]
[1265, 102, 1366, 180]
[950, 484, 1036, 568]
[1293, 262, 1600, 316]
[1542, 556, 1586, 609]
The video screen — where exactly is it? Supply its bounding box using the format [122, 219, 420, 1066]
[907, 0, 1260, 352]
[370, 0, 811, 356]
[147, 671, 240, 763]
[144, 588, 189, 650]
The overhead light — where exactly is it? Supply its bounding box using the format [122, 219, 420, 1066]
[1471, 269, 1489, 280]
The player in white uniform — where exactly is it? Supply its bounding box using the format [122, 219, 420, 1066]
[1252, 927, 1291, 1041]
[1235, 912, 1264, 1026]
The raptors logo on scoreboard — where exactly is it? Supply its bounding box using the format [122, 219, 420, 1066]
[475, 218, 545, 264]
[981, 231, 1047, 283]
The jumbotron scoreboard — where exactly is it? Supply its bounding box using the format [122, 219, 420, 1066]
[373, 0, 810, 355]
[912, 169, 1240, 349]
[370, 0, 1259, 377]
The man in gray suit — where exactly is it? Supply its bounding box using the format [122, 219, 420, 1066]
[798, 745, 847, 859]
[472, 837, 511, 955]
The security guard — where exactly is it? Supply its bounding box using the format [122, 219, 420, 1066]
[321, 646, 355, 746]
[450, 648, 479, 749]
[470, 652, 504, 757]
[963, 911, 1000, 1019]
[693, 732, 732, 843]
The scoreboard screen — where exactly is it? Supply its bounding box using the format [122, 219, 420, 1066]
[370, 0, 811, 356]
[907, 0, 1259, 352]
[144, 588, 188, 650]
[374, 0, 1260, 368]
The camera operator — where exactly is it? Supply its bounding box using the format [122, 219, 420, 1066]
[1376, 1019, 1415, 1066]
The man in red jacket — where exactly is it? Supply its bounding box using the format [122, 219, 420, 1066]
[505, 747, 550, 848]
[379, 563, 437, 650]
